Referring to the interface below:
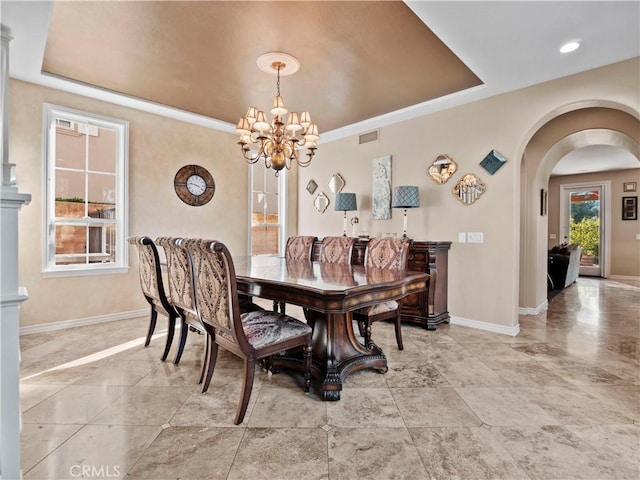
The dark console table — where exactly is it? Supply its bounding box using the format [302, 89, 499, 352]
[312, 239, 451, 330]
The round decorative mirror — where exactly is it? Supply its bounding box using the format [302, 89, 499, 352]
[428, 154, 457, 184]
[314, 192, 330, 213]
[328, 173, 345, 194]
[452, 174, 486, 205]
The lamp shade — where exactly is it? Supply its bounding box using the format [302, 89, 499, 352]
[392, 186, 420, 208]
[334, 192, 357, 212]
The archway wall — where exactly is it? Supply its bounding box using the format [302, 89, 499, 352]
[518, 79, 640, 309]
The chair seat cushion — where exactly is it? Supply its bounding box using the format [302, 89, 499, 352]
[241, 310, 311, 350]
[358, 300, 398, 316]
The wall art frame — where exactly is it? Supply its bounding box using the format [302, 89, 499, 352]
[623, 181, 637, 193]
[540, 188, 547, 216]
[622, 196, 637, 220]
[372, 155, 392, 219]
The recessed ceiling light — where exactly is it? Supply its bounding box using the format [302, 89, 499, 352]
[560, 41, 580, 53]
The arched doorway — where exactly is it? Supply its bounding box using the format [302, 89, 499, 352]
[519, 103, 640, 313]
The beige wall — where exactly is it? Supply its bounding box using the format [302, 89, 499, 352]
[11, 79, 248, 327]
[298, 57, 640, 330]
[11, 58, 640, 331]
[548, 168, 640, 277]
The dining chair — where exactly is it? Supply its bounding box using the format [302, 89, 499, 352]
[128, 236, 179, 361]
[319, 236, 355, 265]
[183, 238, 312, 425]
[353, 237, 410, 350]
[156, 237, 206, 373]
[275, 235, 317, 313]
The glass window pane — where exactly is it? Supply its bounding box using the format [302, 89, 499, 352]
[252, 191, 266, 217]
[88, 126, 117, 173]
[251, 226, 280, 255]
[87, 173, 116, 218]
[55, 225, 87, 265]
[55, 125, 86, 170]
[55, 169, 85, 201]
[264, 170, 278, 193]
[263, 193, 278, 215]
[252, 165, 265, 192]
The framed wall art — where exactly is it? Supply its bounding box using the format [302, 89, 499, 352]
[622, 196, 637, 220]
[372, 155, 392, 219]
[623, 182, 637, 193]
[540, 188, 548, 216]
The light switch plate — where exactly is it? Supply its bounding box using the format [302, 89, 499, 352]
[550, 233, 556, 239]
[458, 232, 467, 243]
[467, 232, 484, 243]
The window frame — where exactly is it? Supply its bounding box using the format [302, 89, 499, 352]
[247, 165, 287, 256]
[42, 104, 129, 277]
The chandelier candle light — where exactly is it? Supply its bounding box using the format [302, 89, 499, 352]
[236, 52, 319, 176]
[335, 193, 357, 236]
[392, 186, 420, 238]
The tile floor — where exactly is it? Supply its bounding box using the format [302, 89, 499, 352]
[20, 277, 639, 479]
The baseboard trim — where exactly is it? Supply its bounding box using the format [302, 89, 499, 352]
[449, 315, 520, 337]
[518, 300, 548, 316]
[20, 308, 148, 336]
[608, 275, 640, 281]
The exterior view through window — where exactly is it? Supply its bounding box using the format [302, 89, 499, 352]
[569, 188, 601, 275]
[249, 164, 285, 256]
[44, 104, 128, 274]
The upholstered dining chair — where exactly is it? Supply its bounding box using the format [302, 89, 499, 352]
[353, 237, 410, 350]
[183, 238, 312, 425]
[128, 236, 179, 361]
[156, 237, 206, 372]
[275, 235, 317, 313]
[319, 236, 355, 265]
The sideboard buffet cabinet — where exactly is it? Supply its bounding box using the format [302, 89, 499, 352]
[311, 239, 451, 330]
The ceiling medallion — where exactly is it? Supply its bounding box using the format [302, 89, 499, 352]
[236, 52, 319, 176]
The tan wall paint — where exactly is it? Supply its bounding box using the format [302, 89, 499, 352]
[11, 79, 248, 327]
[299, 58, 640, 329]
[548, 168, 640, 277]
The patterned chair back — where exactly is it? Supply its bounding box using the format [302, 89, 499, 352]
[182, 239, 249, 351]
[320, 236, 355, 265]
[156, 237, 197, 317]
[129, 236, 166, 305]
[365, 237, 410, 271]
[284, 236, 317, 261]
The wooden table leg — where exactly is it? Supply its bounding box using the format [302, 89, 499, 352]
[306, 310, 388, 401]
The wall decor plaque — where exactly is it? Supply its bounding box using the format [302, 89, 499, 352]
[480, 149, 507, 175]
[428, 154, 457, 184]
[314, 192, 330, 213]
[306, 179, 318, 195]
[453, 173, 486, 205]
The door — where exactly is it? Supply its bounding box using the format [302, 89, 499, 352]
[560, 184, 604, 277]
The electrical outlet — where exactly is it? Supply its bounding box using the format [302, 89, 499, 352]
[550, 233, 557, 239]
[636, 234, 640, 240]
[467, 232, 484, 243]
[458, 232, 467, 243]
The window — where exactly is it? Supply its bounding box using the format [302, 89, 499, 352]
[248, 165, 287, 256]
[43, 104, 129, 276]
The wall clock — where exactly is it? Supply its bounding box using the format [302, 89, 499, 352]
[174, 164, 215, 206]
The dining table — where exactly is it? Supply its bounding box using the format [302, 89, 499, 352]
[233, 256, 428, 400]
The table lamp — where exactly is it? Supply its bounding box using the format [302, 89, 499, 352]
[392, 186, 420, 238]
[334, 192, 357, 236]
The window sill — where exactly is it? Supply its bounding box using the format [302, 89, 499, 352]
[42, 266, 130, 278]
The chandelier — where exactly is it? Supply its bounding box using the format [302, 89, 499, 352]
[236, 52, 319, 176]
